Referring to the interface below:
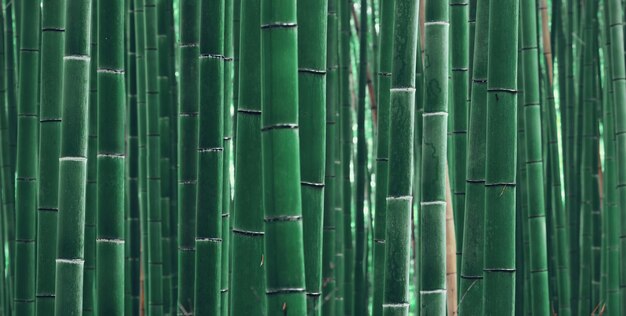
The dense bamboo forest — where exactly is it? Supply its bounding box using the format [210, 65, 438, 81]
[1, 0, 626, 315]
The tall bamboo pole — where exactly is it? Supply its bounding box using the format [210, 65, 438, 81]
[14, 0, 40, 314]
[156, 0, 174, 312]
[194, 0, 225, 314]
[260, 0, 307, 312]
[372, 0, 394, 314]
[419, 0, 449, 313]
[482, 0, 518, 314]
[381, 0, 418, 314]
[230, 0, 266, 312]
[83, 4, 97, 314]
[177, 0, 200, 313]
[297, 0, 328, 314]
[339, 0, 354, 313]
[221, 0, 234, 313]
[54, 0, 92, 314]
[354, 0, 367, 312]
[95, 0, 126, 314]
[35, 0, 66, 314]
[322, 0, 339, 312]
[126, 0, 141, 313]
[144, 0, 164, 312]
[458, 0, 489, 314]
[601, 2, 621, 314]
[450, 0, 469, 278]
[520, 0, 551, 313]
[606, 0, 626, 313]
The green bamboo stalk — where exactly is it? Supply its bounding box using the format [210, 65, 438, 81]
[413, 22, 424, 314]
[35, 0, 66, 314]
[577, 1, 595, 312]
[450, 0, 469, 280]
[339, 0, 354, 312]
[482, 0, 518, 313]
[96, 0, 126, 314]
[164, 1, 178, 311]
[126, 0, 141, 313]
[458, 0, 489, 314]
[221, 0, 234, 312]
[83, 4, 97, 314]
[177, 0, 199, 313]
[380, 0, 418, 315]
[372, 0, 393, 314]
[520, 0, 551, 313]
[54, 0, 92, 314]
[132, 0, 149, 311]
[230, 0, 266, 312]
[600, 2, 620, 313]
[4, 0, 17, 188]
[156, 0, 173, 312]
[321, 0, 338, 312]
[419, 0, 449, 314]
[606, 0, 626, 313]
[144, 0, 164, 312]
[297, 0, 328, 314]
[0, 6, 10, 316]
[353, 0, 367, 313]
[517, 55, 531, 315]
[194, 0, 225, 314]
[2, 2, 17, 301]
[260, 0, 307, 313]
[14, 0, 40, 314]
[545, 42, 572, 316]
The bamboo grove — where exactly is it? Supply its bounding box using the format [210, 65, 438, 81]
[1, 0, 626, 315]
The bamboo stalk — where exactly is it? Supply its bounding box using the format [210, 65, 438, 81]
[372, 0, 394, 314]
[381, 0, 418, 314]
[95, 0, 126, 314]
[458, 0, 488, 314]
[420, 0, 449, 313]
[230, 0, 266, 312]
[297, 0, 328, 314]
[260, 0, 307, 312]
[14, 0, 41, 313]
[321, 0, 339, 312]
[482, 0, 519, 313]
[35, 0, 66, 314]
[126, 0, 141, 313]
[177, 0, 200, 313]
[194, 0, 225, 314]
[54, 0, 93, 314]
